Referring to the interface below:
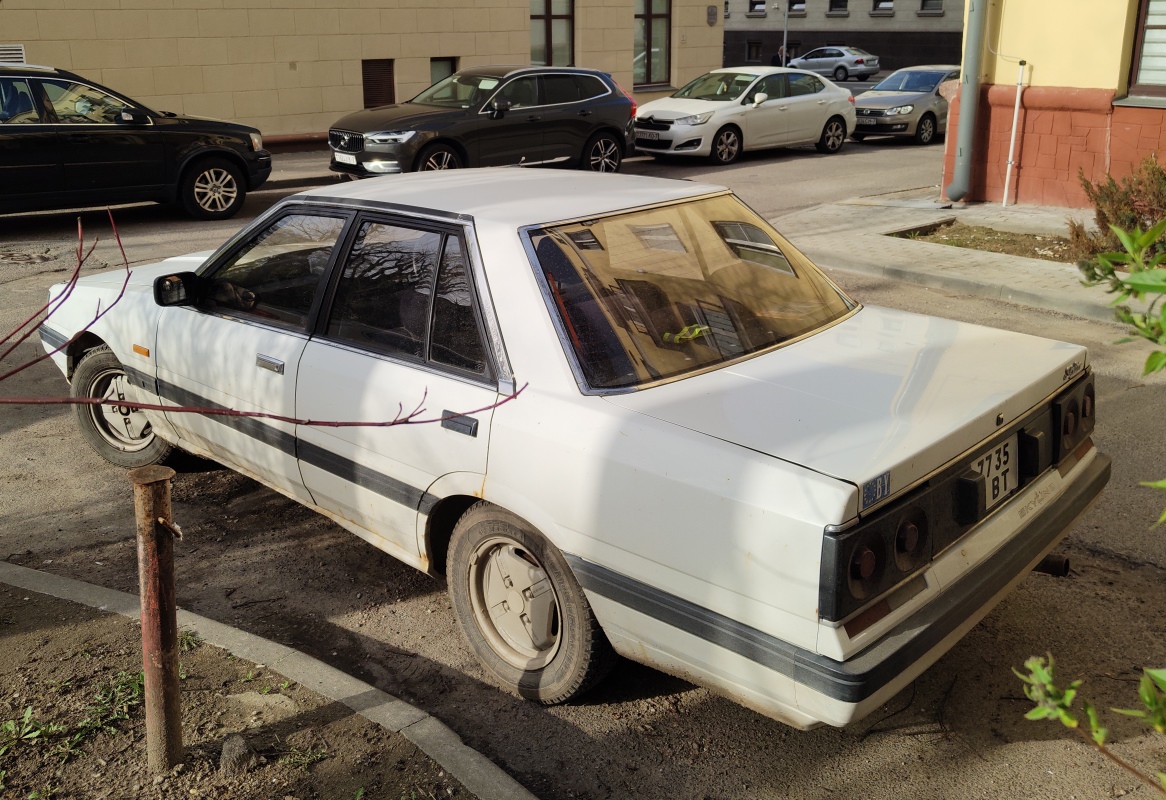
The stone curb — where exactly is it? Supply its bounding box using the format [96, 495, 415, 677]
[0, 561, 538, 800]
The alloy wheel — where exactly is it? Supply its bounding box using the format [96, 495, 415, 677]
[192, 168, 239, 214]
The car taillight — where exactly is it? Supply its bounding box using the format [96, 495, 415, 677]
[855, 58, 864, 64]
[614, 78, 636, 118]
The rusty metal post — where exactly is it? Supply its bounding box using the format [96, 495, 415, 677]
[128, 465, 183, 773]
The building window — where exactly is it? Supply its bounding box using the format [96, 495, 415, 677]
[747, 0, 766, 14]
[1132, 0, 1166, 96]
[872, 0, 893, 9]
[829, 0, 848, 10]
[532, 0, 573, 66]
[920, 0, 942, 9]
[634, 0, 670, 87]
[746, 41, 762, 61]
[430, 57, 457, 86]
[789, 0, 806, 11]
[361, 59, 394, 108]
[724, 0, 730, 17]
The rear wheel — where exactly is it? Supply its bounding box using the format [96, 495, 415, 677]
[816, 116, 847, 153]
[415, 143, 463, 171]
[914, 113, 937, 145]
[180, 157, 246, 220]
[448, 502, 617, 704]
[708, 125, 742, 165]
[833, 66, 848, 82]
[580, 132, 622, 172]
[72, 346, 173, 469]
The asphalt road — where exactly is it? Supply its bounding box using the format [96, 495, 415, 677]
[3, 149, 1165, 800]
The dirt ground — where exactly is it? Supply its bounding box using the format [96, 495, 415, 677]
[0, 585, 468, 800]
[903, 220, 1076, 262]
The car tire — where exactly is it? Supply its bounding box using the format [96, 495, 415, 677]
[448, 501, 617, 704]
[856, 74, 867, 82]
[708, 125, 742, 165]
[72, 345, 174, 469]
[180, 157, 246, 221]
[580, 132, 623, 172]
[415, 143, 463, 171]
[914, 113, 938, 145]
[815, 116, 847, 153]
[833, 66, 848, 82]
[851, 132, 867, 142]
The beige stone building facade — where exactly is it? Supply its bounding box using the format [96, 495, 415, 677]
[0, 0, 723, 137]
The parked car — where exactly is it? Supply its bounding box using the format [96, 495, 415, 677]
[42, 170, 1109, 729]
[634, 67, 855, 165]
[788, 46, 880, 82]
[328, 66, 635, 176]
[0, 63, 270, 220]
[852, 65, 960, 145]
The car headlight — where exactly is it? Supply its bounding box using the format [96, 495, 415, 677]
[673, 112, 714, 126]
[367, 130, 418, 144]
[249, 132, 263, 151]
[886, 105, 915, 116]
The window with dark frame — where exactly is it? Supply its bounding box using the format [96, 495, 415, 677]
[872, 0, 893, 9]
[531, 0, 574, 67]
[430, 57, 457, 86]
[747, 0, 766, 14]
[829, 0, 849, 11]
[920, 0, 942, 9]
[361, 59, 395, 108]
[789, 0, 806, 10]
[746, 41, 762, 61]
[1131, 0, 1166, 96]
[634, 0, 671, 87]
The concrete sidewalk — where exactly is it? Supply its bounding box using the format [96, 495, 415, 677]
[260, 151, 1124, 324]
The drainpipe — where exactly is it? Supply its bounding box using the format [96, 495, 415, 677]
[945, 0, 991, 202]
[1002, 60, 1027, 207]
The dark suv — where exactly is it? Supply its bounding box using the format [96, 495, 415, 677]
[328, 66, 635, 176]
[0, 64, 271, 220]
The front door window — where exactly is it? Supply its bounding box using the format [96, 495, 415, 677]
[38, 80, 131, 125]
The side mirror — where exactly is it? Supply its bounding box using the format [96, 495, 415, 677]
[751, 92, 769, 108]
[153, 272, 201, 307]
[490, 98, 512, 119]
[118, 109, 150, 125]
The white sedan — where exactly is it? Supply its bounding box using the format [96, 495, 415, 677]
[633, 67, 856, 165]
[42, 170, 1109, 729]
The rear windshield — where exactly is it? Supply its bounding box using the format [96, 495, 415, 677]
[529, 194, 856, 391]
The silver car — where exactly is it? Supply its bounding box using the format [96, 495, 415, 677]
[788, 46, 880, 82]
[852, 65, 960, 145]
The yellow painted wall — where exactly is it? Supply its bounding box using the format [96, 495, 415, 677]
[968, 0, 1139, 91]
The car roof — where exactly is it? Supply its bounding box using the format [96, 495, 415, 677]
[888, 64, 960, 71]
[453, 65, 611, 80]
[0, 63, 64, 76]
[708, 66, 816, 77]
[297, 169, 727, 228]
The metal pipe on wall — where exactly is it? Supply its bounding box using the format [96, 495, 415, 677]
[945, 0, 991, 202]
[1002, 60, 1027, 208]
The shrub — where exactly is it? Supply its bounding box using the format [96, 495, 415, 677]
[1073, 155, 1166, 259]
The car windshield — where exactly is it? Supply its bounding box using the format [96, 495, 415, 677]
[410, 73, 502, 108]
[672, 72, 757, 102]
[529, 194, 856, 390]
[873, 70, 946, 93]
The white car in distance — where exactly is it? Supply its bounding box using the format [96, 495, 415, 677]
[633, 66, 856, 165]
[42, 170, 1109, 730]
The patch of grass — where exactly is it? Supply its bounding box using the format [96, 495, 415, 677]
[0, 708, 65, 751]
[178, 629, 203, 654]
[279, 746, 329, 772]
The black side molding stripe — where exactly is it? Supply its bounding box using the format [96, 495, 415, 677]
[565, 452, 1111, 704]
[38, 325, 68, 350]
[154, 378, 439, 513]
[122, 364, 157, 397]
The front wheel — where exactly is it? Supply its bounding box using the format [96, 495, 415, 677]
[816, 117, 847, 153]
[448, 502, 617, 704]
[415, 143, 463, 171]
[71, 346, 174, 469]
[708, 126, 742, 165]
[851, 132, 867, 142]
[833, 66, 848, 82]
[180, 157, 246, 220]
[913, 113, 937, 145]
[580, 132, 622, 172]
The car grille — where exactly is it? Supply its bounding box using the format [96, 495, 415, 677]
[857, 108, 890, 117]
[329, 129, 364, 153]
[635, 138, 672, 150]
[634, 118, 672, 132]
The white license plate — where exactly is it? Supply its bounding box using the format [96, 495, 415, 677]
[974, 434, 1018, 511]
[334, 152, 357, 165]
[856, 118, 876, 125]
[637, 130, 660, 140]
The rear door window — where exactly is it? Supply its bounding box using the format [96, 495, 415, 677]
[789, 74, 824, 96]
[0, 79, 39, 124]
[574, 75, 610, 100]
[542, 74, 583, 105]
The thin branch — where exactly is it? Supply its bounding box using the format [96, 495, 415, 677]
[1073, 725, 1166, 796]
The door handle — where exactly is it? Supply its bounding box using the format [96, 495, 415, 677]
[778, 105, 789, 111]
[256, 354, 284, 375]
[441, 411, 479, 437]
[817, 100, 827, 104]
[526, 115, 542, 122]
[578, 109, 592, 116]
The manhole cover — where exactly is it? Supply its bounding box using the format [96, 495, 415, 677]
[0, 252, 55, 264]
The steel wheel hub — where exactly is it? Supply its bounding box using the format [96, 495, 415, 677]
[468, 536, 561, 670]
[87, 368, 153, 452]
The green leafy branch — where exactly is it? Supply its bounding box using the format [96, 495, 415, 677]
[1016, 655, 1166, 795]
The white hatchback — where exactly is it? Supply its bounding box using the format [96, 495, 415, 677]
[42, 170, 1109, 729]
[634, 67, 856, 165]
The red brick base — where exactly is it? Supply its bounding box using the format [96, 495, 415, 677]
[941, 85, 1166, 207]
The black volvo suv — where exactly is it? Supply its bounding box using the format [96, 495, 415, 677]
[0, 64, 271, 220]
[329, 66, 635, 176]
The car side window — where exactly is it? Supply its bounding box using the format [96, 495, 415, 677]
[788, 74, 823, 96]
[38, 80, 131, 125]
[803, 49, 823, 59]
[0, 79, 40, 124]
[326, 221, 442, 360]
[202, 213, 346, 329]
[753, 74, 787, 100]
[430, 237, 488, 374]
[574, 75, 609, 101]
[495, 76, 540, 109]
[542, 74, 583, 105]
[823, 49, 843, 59]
